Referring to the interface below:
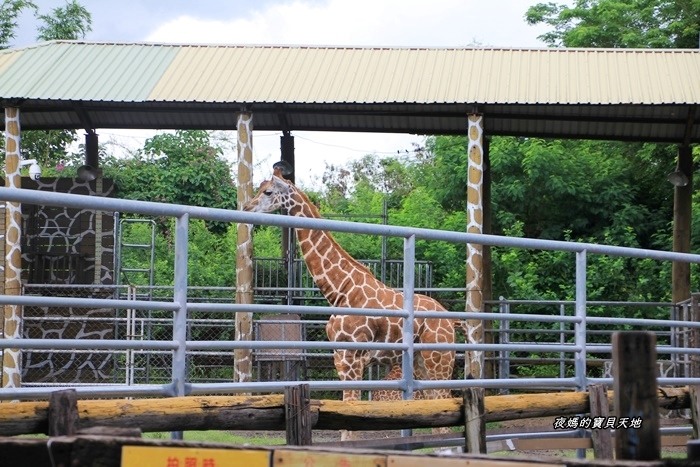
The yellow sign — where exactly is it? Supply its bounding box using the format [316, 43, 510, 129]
[121, 446, 269, 467]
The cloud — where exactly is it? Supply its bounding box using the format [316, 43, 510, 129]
[146, 0, 547, 48]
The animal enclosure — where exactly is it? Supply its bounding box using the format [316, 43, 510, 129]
[2, 187, 700, 403]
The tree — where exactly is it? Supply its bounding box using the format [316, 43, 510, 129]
[35, 0, 90, 41]
[104, 130, 237, 236]
[321, 153, 417, 209]
[0, 0, 36, 48]
[0, 0, 92, 168]
[418, 135, 468, 211]
[489, 137, 674, 247]
[414, 133, 677, 302]
[526, 0, 700, 48]
[524, 0, 700, 301]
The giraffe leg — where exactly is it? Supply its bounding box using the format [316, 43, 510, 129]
[418, 352, 454, 435]
[333, 349, 366, 441]
[416, 339, 456, 436]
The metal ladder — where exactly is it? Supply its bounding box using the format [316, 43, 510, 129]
[114, 217, 156, 386]
[115, 217, 156, 298]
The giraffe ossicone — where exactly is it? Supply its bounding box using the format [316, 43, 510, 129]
[243, 163, 456, 440]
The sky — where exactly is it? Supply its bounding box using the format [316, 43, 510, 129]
[12, 0, 551, 187]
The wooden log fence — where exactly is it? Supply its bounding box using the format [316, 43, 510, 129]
[0, 386, 690, 437]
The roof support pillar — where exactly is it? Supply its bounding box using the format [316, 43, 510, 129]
[3, 107, 22, 389]
[235, 111, 254, 385]
[280, 131, 296, 306]
[465, 113, 486, 379]
[280, 131, 295, 184]
[85, 130, 99, 169]
[672, 144, 693, 304]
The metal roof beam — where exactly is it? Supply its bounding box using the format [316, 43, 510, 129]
[73, 104, 95, 132]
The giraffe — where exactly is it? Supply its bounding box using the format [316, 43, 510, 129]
[243, 164, 456, 440]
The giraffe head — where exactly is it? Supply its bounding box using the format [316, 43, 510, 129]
[242, 161, 297, 213]
[242, 174, 292, 213]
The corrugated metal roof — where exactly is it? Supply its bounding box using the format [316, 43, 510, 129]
[0, 41, 699, 142]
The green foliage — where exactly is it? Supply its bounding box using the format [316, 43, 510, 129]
[526, 0, 700, 48]
[317, 135, 678, 305]
[318, 154, 467, 291]
[119, 218, 236, 288]
[109, 131, 238, 289]
[420, 136, 468, 211]
[106, 130, 237, 236]
[0, 0, 36, 49]
[35, 0, 91, 41]
[489, 137, 674, 247]
[20, 130, 78, 167]
[0, 0, 92, 165]
[324, 180, 386, 260]
[252, 226, 282, 258]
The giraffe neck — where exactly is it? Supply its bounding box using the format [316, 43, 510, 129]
[286, 188, 376, 307]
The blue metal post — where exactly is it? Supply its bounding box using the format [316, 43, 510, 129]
[498, 297, 510, 392]
[574, 250, 587, 390]
[560, 303, 566, 379]
[401, 235, 416, 438]
[171, 213, 189, 440]
[575, 249, 587, 459]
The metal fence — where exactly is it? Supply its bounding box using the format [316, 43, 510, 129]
[21, 285, 693, 392]
[3, 186, 700, 402]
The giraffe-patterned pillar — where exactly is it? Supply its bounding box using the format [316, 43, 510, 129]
[234, 111, 254, 384]
[465, 113, 485, 379]
[3, 107, 22, 388]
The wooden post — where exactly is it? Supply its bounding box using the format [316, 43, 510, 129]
[588, 384, 613, 459]
[672, 144, 692, 304]
[285, 384, 312, 446]
[689, 439, 700, 461]
[613, 332, 660, 461]
[691, 294, 700, 378]
[48, 389, 79, 436]
[690, 385, 700, 439]
[463, 387, 486, 453]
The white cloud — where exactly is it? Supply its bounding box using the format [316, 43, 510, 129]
[146, 0, 547, 48]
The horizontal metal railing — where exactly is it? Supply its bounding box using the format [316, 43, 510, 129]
[2, 187, 700, 401]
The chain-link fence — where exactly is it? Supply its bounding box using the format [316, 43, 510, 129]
[20, 283, 368, 390]
[21, 282, 690, 401]
[22, 285, 120, 386]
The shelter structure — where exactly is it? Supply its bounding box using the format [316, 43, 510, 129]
[0, 41, 699, 384]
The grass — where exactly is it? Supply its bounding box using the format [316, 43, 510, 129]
[144, 431, 285, 446]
